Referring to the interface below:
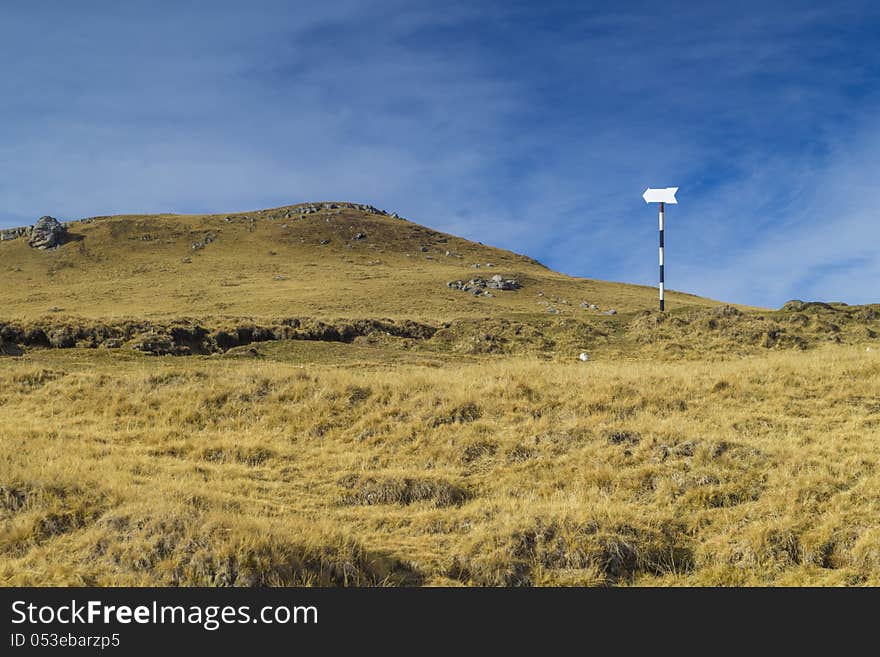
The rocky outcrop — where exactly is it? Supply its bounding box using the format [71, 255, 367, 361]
[0, 226, 30, 242]
[28, 216, 67, 249]
[280, 202, 392, 218]
[0, 216, 68, 249]
[447, 275, 521, 297]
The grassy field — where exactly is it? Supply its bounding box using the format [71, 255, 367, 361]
[1, 204, 878, 586]
[1, 343, 879, 586]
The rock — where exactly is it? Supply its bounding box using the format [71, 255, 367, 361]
[191, 232, 216, 251]
[181, 257, 192, 264]
[580, 301, 590, 309]
[603, 309, 617, 316]
[782, 300, 807, 312]
[589, 304, 598, 310]
[579, 352, 590, 362]
[354, 232, 367, 240]
[420, 246, 429, 252]
[320, 239, 330, 245]
[274, 274, 287, 281]
[448, 274, 520, 296]
[102, 339, 122, 349]
[391, 212, 400, 219]
[486, 275, 521, 291]
[28, 216, 67, 249]
[0, 226, 31, 242]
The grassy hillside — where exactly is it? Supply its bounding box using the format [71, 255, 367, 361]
[2, 202, 879, 587]
[0, 202, 721, 322]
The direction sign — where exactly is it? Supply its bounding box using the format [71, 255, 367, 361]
[643, 187, 678, 204]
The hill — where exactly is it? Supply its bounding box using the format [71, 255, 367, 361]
[6, 201, 878, 361]
[0, 202, 719, 322]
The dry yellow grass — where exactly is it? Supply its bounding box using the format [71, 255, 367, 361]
[2, 344, 878, 586]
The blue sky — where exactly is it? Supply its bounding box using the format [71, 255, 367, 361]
[2, 1, 879, 307]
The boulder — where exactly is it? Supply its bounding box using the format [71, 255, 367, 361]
[27, 216, 67, 249]
[486, 275, 521, 291]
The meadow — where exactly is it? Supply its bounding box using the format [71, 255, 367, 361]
[2, 343, 878, 586]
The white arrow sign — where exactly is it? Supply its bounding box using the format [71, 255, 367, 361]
[643, 187, 678, 204]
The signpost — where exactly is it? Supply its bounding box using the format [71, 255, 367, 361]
[642, 187, 678, 311]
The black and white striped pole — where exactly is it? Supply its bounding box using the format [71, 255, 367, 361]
[642, 187, 678, 312]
